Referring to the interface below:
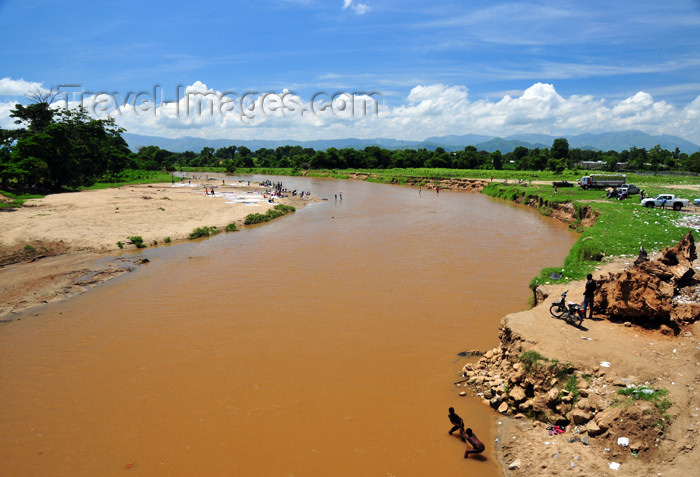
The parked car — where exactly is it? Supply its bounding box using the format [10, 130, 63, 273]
[619, 184, 640, 195]
[641, 194, 689, 211]
[552, 180, 574, 188]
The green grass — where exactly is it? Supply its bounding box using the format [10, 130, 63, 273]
[519, 350, 548, 372]
[615, 385, 673, 431]
[0, 190, 45, 208]
[225, 222, 238, 232]
[85, 170, 174, 190]
[518, 350, 579, 403]
[479, 182, 694, 289]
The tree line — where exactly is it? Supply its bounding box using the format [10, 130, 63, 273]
[2, 99, 699, 192]
[136, 138, 700, 175]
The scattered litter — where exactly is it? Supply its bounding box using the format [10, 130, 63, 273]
[604, 448, 611, 452]
[570, 462, 576, 468]
[550, 272, 562, 280]
[617, 437, 629, 447]
[547, 425, 565, 435]
[582, 437, 589, 446]
[545, 441, 551, 445]
[600, 361, 611, 368]
[581, 337, 592, 340]
[609, 462, 621, 470]
[568, 437, 581, 443]
[553, 452, 559, 459]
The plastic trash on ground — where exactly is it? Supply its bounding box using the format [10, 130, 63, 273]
[609, 462, 621, 470]
[617, 437, 629, 447]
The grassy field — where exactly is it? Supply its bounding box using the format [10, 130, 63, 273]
[481, 182, 696, 290]
[86, 171, 175, 189]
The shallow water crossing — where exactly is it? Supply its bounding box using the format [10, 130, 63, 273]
[0, 177, 576, 476]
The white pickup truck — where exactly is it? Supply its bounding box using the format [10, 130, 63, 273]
[641, 194, 689, 211]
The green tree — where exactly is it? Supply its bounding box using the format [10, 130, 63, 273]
[2, 102, 130, 190]
[491, 150, 503, 170]
[550, 138, 569, 160]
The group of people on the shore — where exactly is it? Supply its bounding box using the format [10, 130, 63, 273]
[448, 407, 485, 459]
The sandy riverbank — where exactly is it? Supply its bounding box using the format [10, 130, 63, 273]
[0, 179, 309, 320]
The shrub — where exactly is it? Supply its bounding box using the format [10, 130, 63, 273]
[519, 350, 547, 372]
[24, 244, 35, 252]
[189, 226, 219, 239]
[225, 222, 238, 232]
[164, 237, 171, 243]
[117, 241, 124, 249]
[129, 236, 146, 248]
[244, 204, 296, 225]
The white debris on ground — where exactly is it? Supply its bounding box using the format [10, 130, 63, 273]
[675, 214, 700, 232]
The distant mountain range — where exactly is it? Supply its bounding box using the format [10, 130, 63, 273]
[123, 130, 700, 155]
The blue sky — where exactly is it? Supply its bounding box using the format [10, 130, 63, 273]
[1, 0, 700, 144]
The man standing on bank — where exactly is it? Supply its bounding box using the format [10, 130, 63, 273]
[582, 273, 596, 319]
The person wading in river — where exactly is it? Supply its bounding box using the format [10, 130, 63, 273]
[447, 407, 465, 441]
[461, 428, 485, 458]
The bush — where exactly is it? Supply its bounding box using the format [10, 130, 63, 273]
[244, 204, 296, 225]
[129, 236, 146, 248]
[164, 237, 171, 243]
[117, 241, 124, 249]
[519, 350, 547, 372]
[189, 226, 219, 239]
[225, 222, 238, 232]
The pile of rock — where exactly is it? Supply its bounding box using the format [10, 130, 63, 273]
[459, 340, 662, 455]
[595, 231, 700, 332]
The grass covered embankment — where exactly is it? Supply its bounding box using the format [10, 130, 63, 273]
[480, 182, 694, 291]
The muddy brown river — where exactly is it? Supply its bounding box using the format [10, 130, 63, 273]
[0, 176, 576, 476]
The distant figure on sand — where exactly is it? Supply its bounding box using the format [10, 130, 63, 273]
[461, 428, 485, 458]
[448, 407, 465, 440]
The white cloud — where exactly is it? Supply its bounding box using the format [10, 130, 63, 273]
[343, 0, 370, 15]
[0, 77, 44, 96]
[1, 81, 699, 146]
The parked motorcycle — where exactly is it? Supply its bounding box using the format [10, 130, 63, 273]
[549, 290, 584, 326]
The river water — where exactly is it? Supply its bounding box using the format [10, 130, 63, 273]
[0, 176, 576, 476]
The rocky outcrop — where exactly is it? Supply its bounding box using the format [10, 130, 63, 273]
[459, 322, 669, 459]
[594, 231, 699, 330]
